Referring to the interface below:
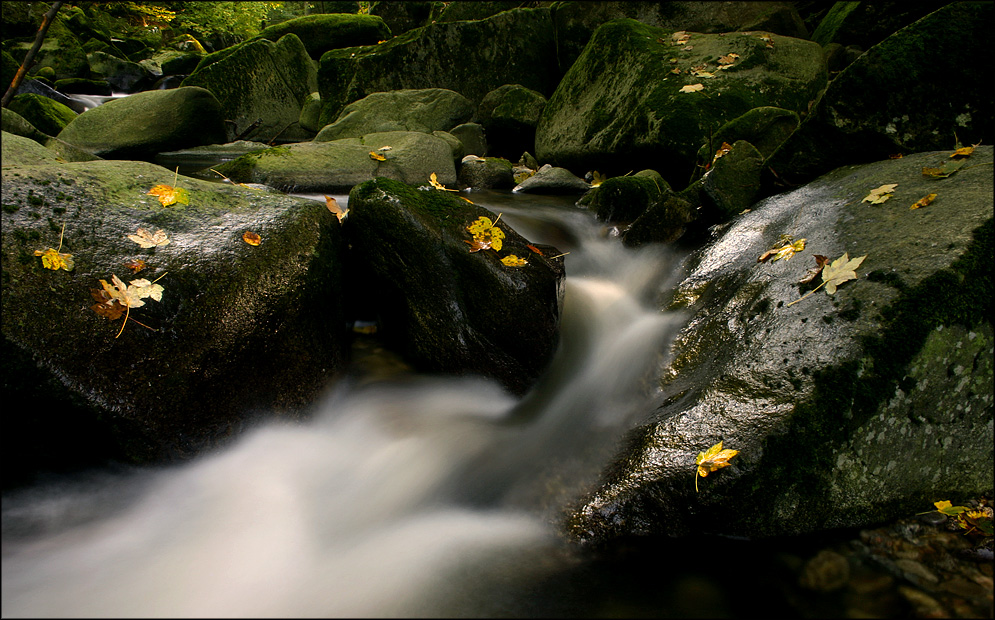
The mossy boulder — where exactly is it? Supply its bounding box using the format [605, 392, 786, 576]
[5, 18, 90, 81]
[153, 49, 204, 76]
[690, 106, 799, 184]
[436, 1, 521, 23]
[1, 159, 347, 467]
[214, 131, 457, 193]
[7, 93, 79, 137]
[571, 146, 994, 542]
[299, 92, 323, 132]
[317, 7, 557, 126]
[476, 84, 547, 160]
[56, 87, 227, 160]
[315, 88, 473, 141]
[699, 139, 765, 223]
[551, 1, 808, 76]
[1, 131, 64, 166]
[181, 34, 318, 143]
[258, 13, 392, 60]
[513, 165, 590, 194]
[54, 77, 114, 95]
[368, 1, 440, 36]
[579, 169, 671, 223]
[535, 19, 826, 190]
[346, 177, 565, 394]
[1, 112, 101, 163]
[450, 122, 487, 157]
[458, 155, 515, 189]
[766, 2, 993, 189]
[810, 0, 947, 49]
[86, 50, 156, 92]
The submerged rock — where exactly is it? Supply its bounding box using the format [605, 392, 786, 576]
[1, 159, 347, 470]
[571, 146, 994, 542]
[346, 177, 565, 394]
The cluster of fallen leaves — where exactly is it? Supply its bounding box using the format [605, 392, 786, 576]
[90, 272, 166, 338]
[923, 500, 994, 537]
[756, 234, 867, 305]
[758, 235, 805, 263]
[464, 214, 541, 268]
[695, 441, 739, 492]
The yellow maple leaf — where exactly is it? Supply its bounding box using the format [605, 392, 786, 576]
[758, 237, 805, 262]
[695, 441, 739, 492]
[501, 255, 528, 267]
[429, 172, 458, 191]
[369, 150, 386, 161]
[680, 83, 704, 93]
[950, 143, 979, 158]
[862, 183, 898, 204]
[147, 184, 189, 206]
[127, 227, 170, 248]
[34, 247, 74, 271]
[910, 193, 937, 210]
[466, 215, 505, 252]
[590, 171, 607, 187]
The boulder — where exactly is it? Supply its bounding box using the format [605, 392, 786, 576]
[317, 8, 557, 125]
[7, 93, 79, 137]
[1, 112, 101, 163]
[476, 84, 547, 159]
[299, 92, 323, 132]
[154, 50, 204, 76]
[579, 169, 671, 223]
[86, 50, 156, 92]
[346, 177, 565, 394]
[551, 1, 809, 76]
[513, 165, 590, 194]
[810, 1, 948, 49]
[458, 155, 515, 189]
[5, 18, 90, 81]
[450, 122, 487, 157]
[181, 34, 318, 143]
[535, 19, 826, 190]
[436, 1, 521, 23]
[368, 1, 439, 36]
[698, 139, 765, 223]
[1, 159, 348, 468]
[432, 130, 464, 161]
[1, 131, 63, 166]
[214, 131, 457, 193]
[54, 77, 114, 95]
[570, 146, 994, 542]
[12, 77, 88, 113]
[56, 87, 228, 160]
[766, 2, 993, 189]
[258, 13, 392, 60]
[690, 107, 799, 184]
[621, 190, 696, 247]
[315, 88, 474, 141]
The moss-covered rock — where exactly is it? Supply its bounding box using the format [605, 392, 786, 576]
[2, 112, 101, 163]
[810, 0, 947, 49]
[765, 2, 993, 190]
[54, 77, 114, 95]
[56, 86, 227, 160]
[579, 169, 670, 223]
[1, 131, 63, 166]
[690, 106, 799, 184]
[346, 177, 565, 394]
[551, 1, 809, 76]
[214, 131, 457, 193]
[571, 146, 994, 542]
[450, 122, 487, 157]
[701, 140, 764, 222]
[7, 93, 79, 137]
[622, 191, 696, 247]
[298, 91, 323, 132]
[2, 49, 21, 92]
[181, 34, 318, 143]
[368, 1, 441, 36]
[153, 49, 203, 76]
[535, 19, 826, 190]
[436, 1, 521, 23]
[458, 155, 515, 189]
[513, 165, 590, 194]
[86, 50, 156, 92]
[1, 159, 347, 465]
[317, 8, 557, 125]
[315, 88, 473, 141]
[5, 17, 90, 81]
[258, 13, 392, 60]
[476, 84, 547, 160]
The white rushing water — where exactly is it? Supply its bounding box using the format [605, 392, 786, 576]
[1, 193, 686, 617]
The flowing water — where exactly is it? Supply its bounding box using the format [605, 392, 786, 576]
[2, 192, 694, 617]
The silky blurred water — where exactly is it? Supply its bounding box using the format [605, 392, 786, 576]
[2, 191, 690, 617]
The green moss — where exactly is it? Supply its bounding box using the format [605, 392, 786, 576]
[3, 203, 20, 213]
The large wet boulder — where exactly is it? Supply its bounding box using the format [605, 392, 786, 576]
[1, 114, 100, 163]
[570, 146, 994, 543]
[56, 86, 227, 160]
[214, 131, 457, 193]
[513, 164, 590, 194]
[258, 13, 391, 60]
[766, 2, 993, 188]
[1, 159, 347, 472]
[7, 93, 78, 137]
[317, 7, 557, 125]
[579, 169, 671, 223]
[315, 88, 474, 141]
[458, 155, 515, 190]
[476, 84, 547, 160]
[551, 1, 808, 75]
[181, 34, 318, 143]
[346, 177, 565, 394]
[810, 1, 947, 49]
[690, 106, 799, 184]
[535, 19, 826, 190]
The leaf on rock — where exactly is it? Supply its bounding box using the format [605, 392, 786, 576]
[933, 500, 970, 517]
[369, 150, 386, 161]
[758, 237, 806, 262]
[90, 273, 165, 337]
[128, 227, 170, 248]
[147, 184, 189, 207]
[324, 195, 348, 222]
[922, 159, 966, 178]
[718, 53, 739, 65]
[124, 259, 147, 274]
[464, 238, 491, 253]
[466, 215, 505, 252]
[34, 247, 74, 271]
[527, 244, 544, 256]
[822, 252, 866, 295]
[910, 193, 937, 210]
[680, 83, 704, 93]
[798, 254, 830, 284]
[128, 278, 164, 303]
[591, 171, 607, 187]
[501, 255, 528, 267]
[862, 184, 898, 204]
[429, 172, 458, 191]
[695, 441, 739, 492]
[672, 31, 690, 45]
[242, 231, 262, 246]
[950, 143, 978, 158]
[959, 509, 994, 536]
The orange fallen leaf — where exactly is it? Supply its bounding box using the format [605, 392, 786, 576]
[147, 184, 189, 207]
[242, 231, 261, 245]
[124, 259, 147, 274]
[429, 172, 458, 191]
[717, 53, 739, 65]
[910, 193, 937, 210]
[950, 143, 979, 158]
[526, 244, 544, 256]
[324, 195, 348, 222]
[695, 441, 739, 492]
[369, 150, 386, 161]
